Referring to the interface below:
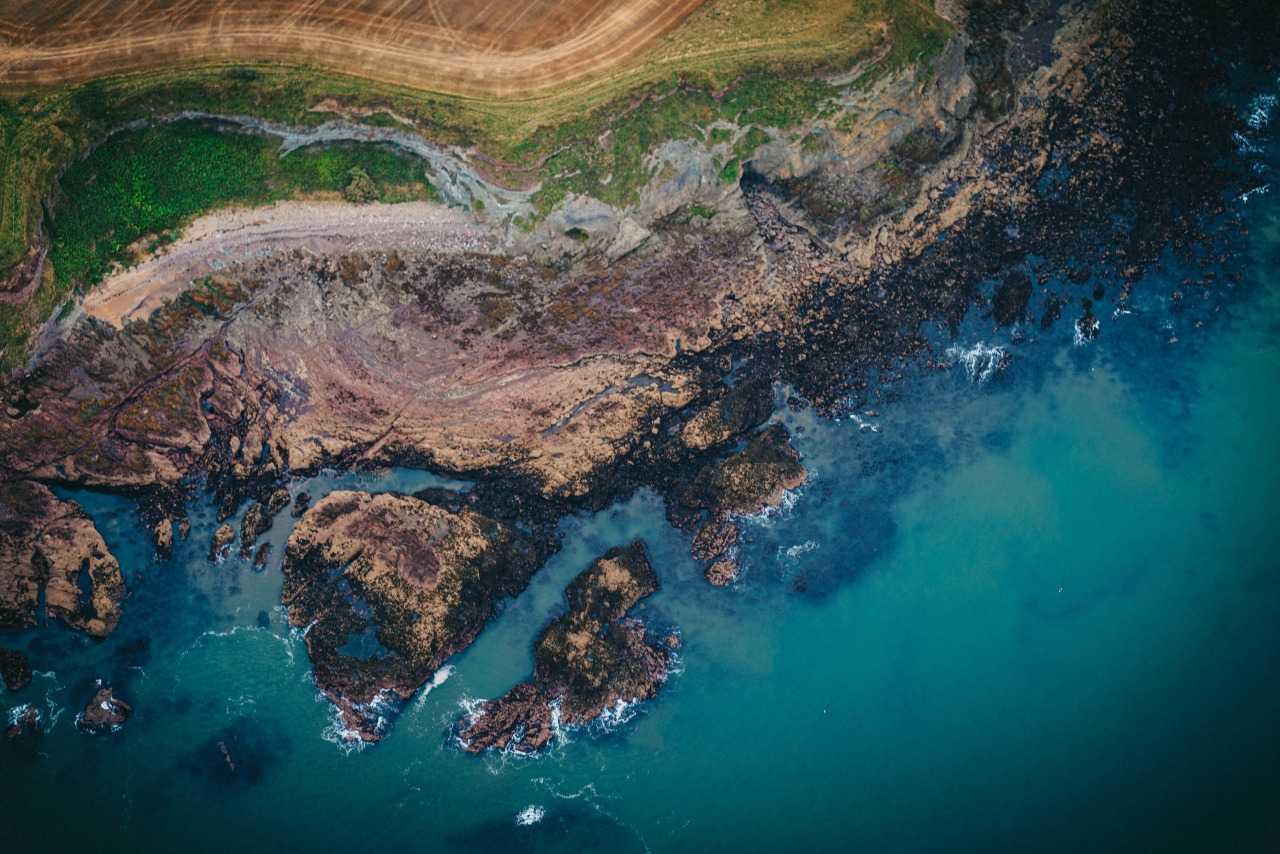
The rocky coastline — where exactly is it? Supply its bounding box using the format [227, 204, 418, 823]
[2, 0, 1274, 745]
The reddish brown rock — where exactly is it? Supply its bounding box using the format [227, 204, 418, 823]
[77, 685, 132, 734]
[153, 518, 174, 557]
[0, 647, 32, 691]
[209, 523, 235, 561]
[672, 424, 806, 585]
[0, 481, 125, 637]
[457, 541, 672, 754]
[705, 559, 739, 587]
[5, 704, 40, 740]
[283, 490, 545, 742]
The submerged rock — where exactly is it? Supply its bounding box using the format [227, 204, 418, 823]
[457, 541, 672, 754]
[77, 685, 133, 734]
[0, 647, 32, 692]
[283, 490, 545, 742]
[0, 481, 125, 637]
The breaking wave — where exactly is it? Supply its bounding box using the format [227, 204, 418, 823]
[946, 342, 1008, 383]
[515, 805, 546, 827]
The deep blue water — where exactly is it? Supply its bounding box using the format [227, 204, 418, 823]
[3, 77, 1280, 854]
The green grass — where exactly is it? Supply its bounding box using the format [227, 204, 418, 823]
[47, 119, 434, 317]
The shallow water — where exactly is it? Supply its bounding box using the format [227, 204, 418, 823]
[4, 80, 1280, 854]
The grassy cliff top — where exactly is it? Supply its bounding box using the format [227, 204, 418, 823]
[0, 0, 951, 373]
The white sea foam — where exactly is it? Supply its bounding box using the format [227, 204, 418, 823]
[515, 805, 545, 827]
[1246, 93, 1276, 130]
[592, 698, 640, 733]
[1073, 317, 1098, 347]
[782, 539, 818, 560]
[6, 703, 38, 727]
[847, 412, 881, 433]
[1241, 183, 1271, 203]
[413, 665, 455, 710]
[946, 342, 1008, 384]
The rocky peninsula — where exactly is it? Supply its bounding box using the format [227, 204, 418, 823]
[457, 542, 672, 754]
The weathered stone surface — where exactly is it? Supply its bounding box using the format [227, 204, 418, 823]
[209, 523, 235, 561]
[705, 559, 739, 587]
[283, 490, 545, 742]
[672, 424, 806, 584]
[458, 542, 671, 754]
[0, 481, 124, 637]
[1, 647, 32, 691]
[77, 685, 132, 734]
[153, 518, 174, 557]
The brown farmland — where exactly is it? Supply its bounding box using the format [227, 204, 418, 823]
[0, 0, 706, 95]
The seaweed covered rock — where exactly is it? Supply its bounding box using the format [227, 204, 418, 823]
[0, 647, 32, 692]
[457, 541, 672, 754]
[670, 424, 806, 585]
[283, 490, 545, 742]
[77, 685, 132, 734]
[0, 481, 125, 637]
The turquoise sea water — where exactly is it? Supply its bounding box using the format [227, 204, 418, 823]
[4, 83, 1280, 854]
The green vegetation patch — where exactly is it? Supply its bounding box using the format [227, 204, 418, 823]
[49, 119, 435, 313]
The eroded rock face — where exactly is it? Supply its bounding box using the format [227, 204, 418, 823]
[457, 541, 671, 754]
[0, 481, 124, 637]
[283, 490, 545, 741]
[209, 523, 235, 561]
[77, 685, 132, 734]
[670, 424, 806, 584]
[0, 647, 32, 691]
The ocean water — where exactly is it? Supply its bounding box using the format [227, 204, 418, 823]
[4, 83, 1280, 854]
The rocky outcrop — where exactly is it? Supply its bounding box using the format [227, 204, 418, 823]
[670, 424, 807, 585]
[0, 647, 32, 691]
[0, 481, 124, 637]
[283, 490, 546, 742]
[457, 542, 671, 754]
[76, 684, 132, 734]
[209, 523, 235, 561]
[153, 518, 174, 557]
[5, 703, 40, 740]
[239, 488, 290, 557]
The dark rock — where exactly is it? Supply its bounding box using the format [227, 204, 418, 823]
[77, 685, 133, 734]
[991, 272, 1032, 326]
[252, 542, 272, 571]
[0, 647, 32, 692]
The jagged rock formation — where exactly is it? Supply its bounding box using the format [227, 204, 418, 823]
[283, 490, 546, 741]
[0, 481, 124, 637]
[458, 541, 671, 754]
[669, 424, 807, 585]
[76, 685, 132, 734]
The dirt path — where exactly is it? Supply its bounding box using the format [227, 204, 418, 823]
[82, 201, 496, 328]
[0, 0, 705, 96]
